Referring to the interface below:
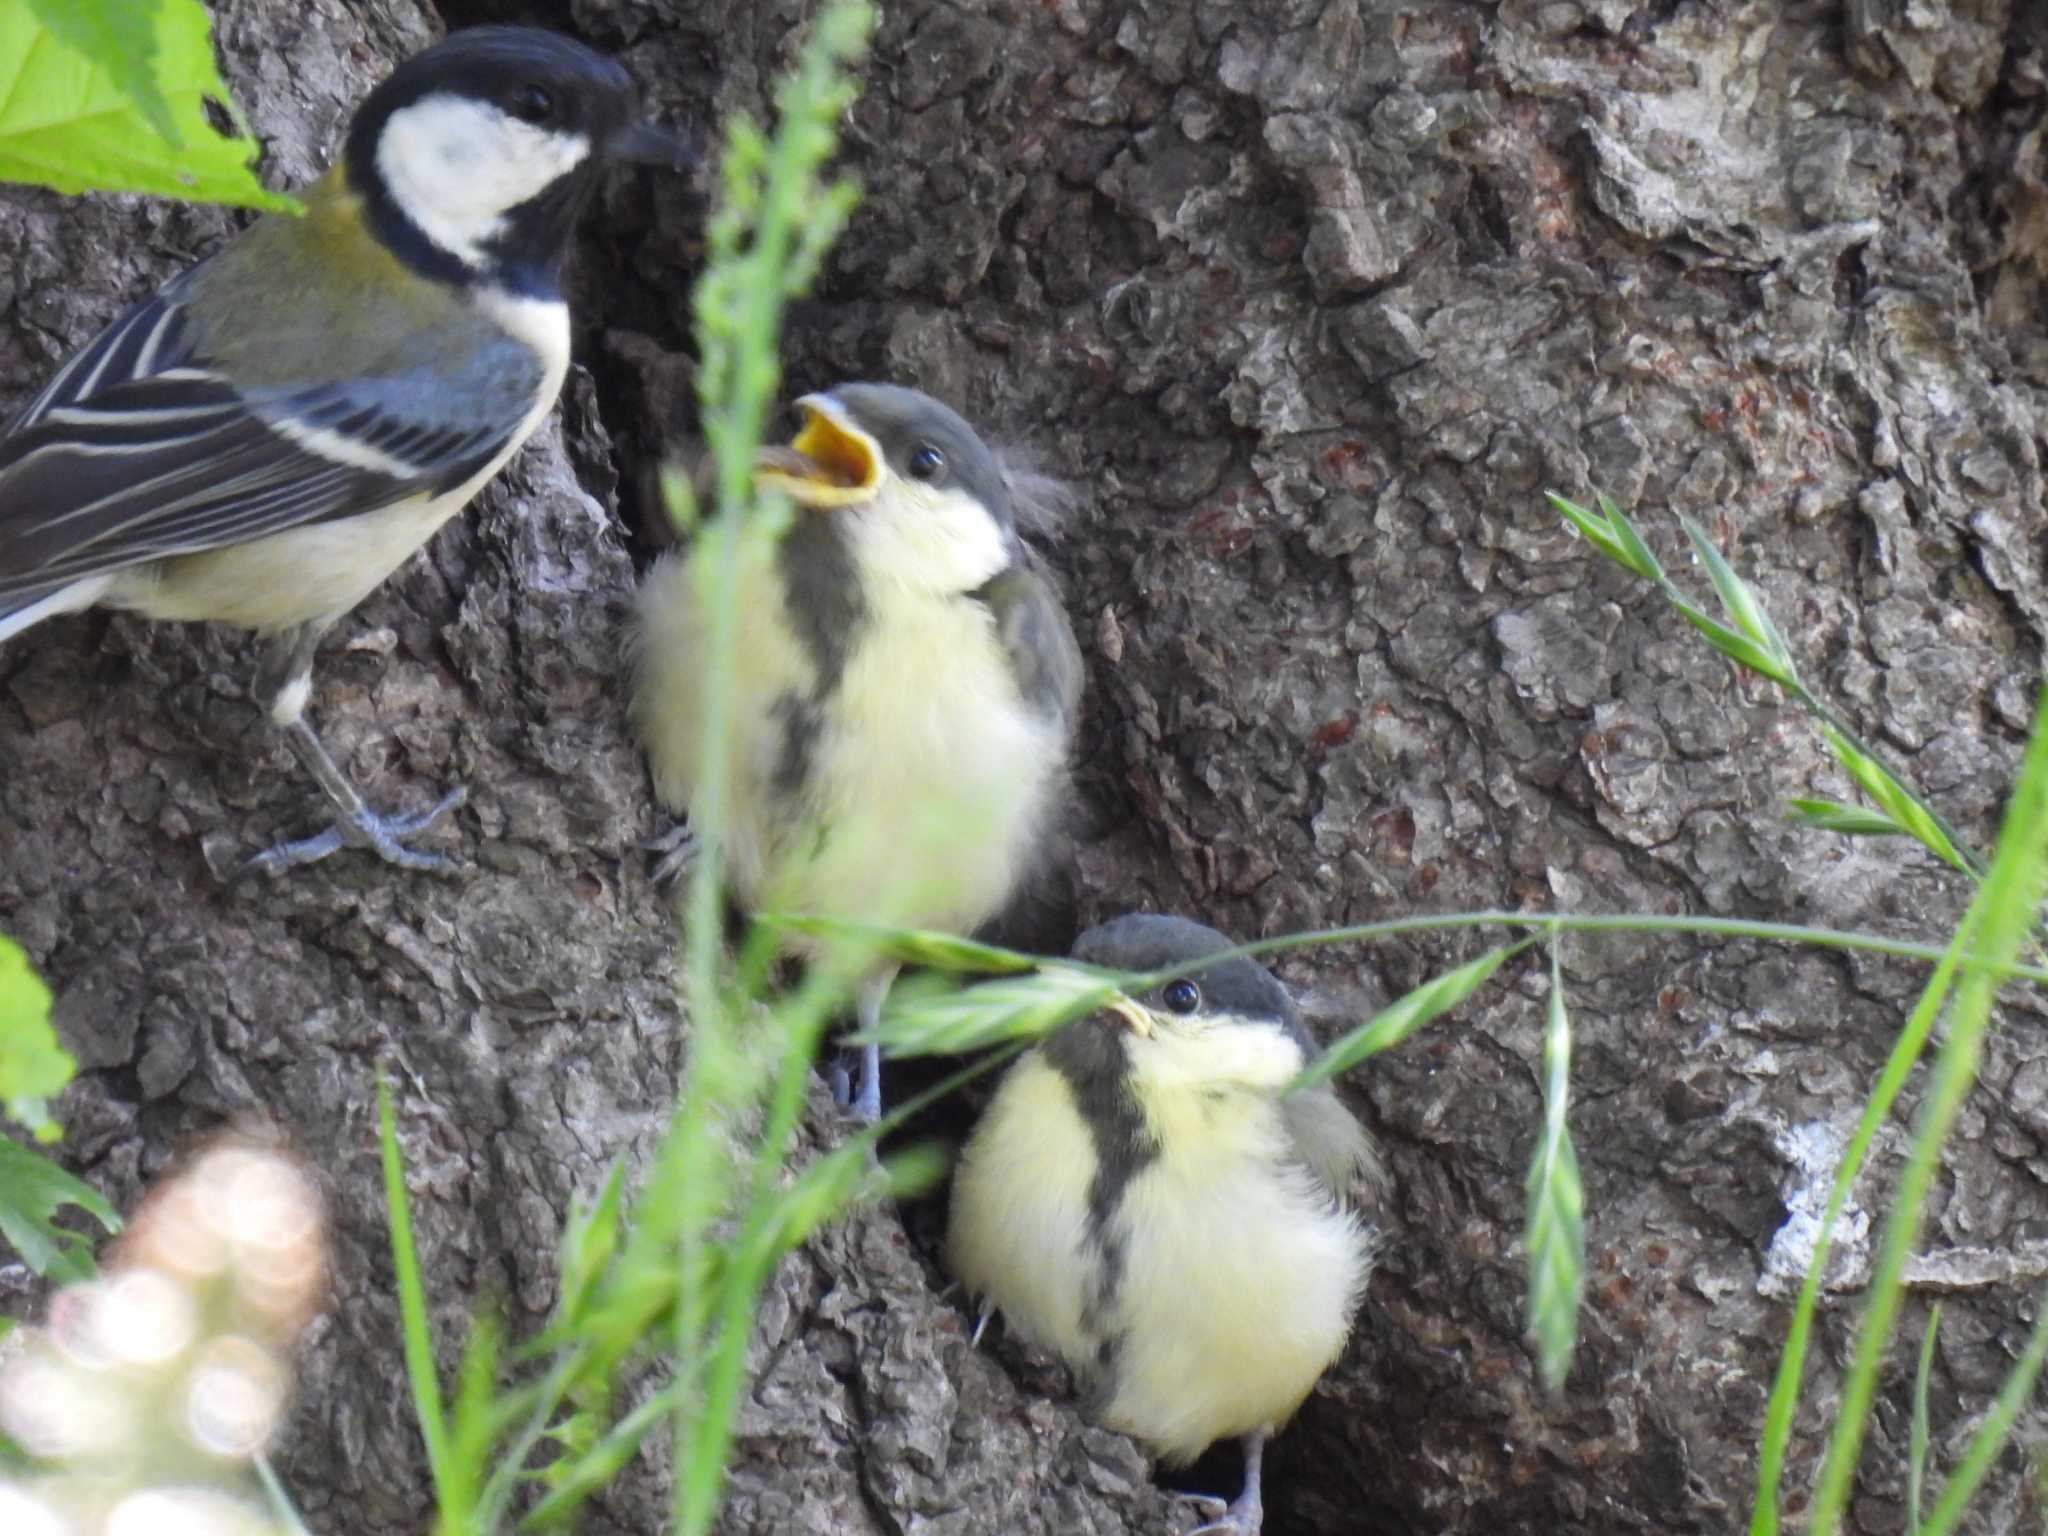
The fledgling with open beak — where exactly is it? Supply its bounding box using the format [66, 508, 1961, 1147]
[631, 383, 1085, 1121]
[0, 27, 692, 874]
[947, 914, 1384, 1535]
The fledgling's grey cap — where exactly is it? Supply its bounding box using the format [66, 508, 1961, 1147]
[1072, 913, 1308, 1046]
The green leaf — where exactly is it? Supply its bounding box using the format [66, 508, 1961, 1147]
[25, 0, 176, 145]
[1821, 727, 1970, 874]
[1908, 1303, 1939, 1536]
[0, 934, 70, 1140]
[865, 964, 1122, 1058]
[1787, 798, 1910, 838]
[762, 912, 1040, 975]
[0, 0, 298, 210]
[1288, 939, 1532, 1094]
[1524, 946, 1584, 1393]
[0, 1132, 118, 1282]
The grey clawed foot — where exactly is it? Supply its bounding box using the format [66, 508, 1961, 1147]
[1178, 1495, 1261, 1536]
[242, 786, 467, 877]
[826, 1044, 883, 1125]
[643, 822, 699, 886]
[1178, 1434, 1265, 1536]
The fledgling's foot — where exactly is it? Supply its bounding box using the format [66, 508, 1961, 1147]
[242, 786, 466, 877]
[847, 1039, 885, 1125]
[643, 822, 698, 886]
[826, 1042, 884, 1125]
[1178, 1490, 1262, 1536]
[1178, 1432, 1267, 1536]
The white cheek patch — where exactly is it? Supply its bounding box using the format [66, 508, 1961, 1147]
[849, 482, 1013, 597]
[376, 94, 591, 266]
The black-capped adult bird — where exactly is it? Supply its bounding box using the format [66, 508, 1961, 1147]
[631, 383, 1084, 1121]
[0, 27, 691, 873]
[947, 914, 1384, 1535]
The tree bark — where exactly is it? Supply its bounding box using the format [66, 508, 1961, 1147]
[4, 1, 2048, 1532]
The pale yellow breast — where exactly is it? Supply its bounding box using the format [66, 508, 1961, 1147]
[945, 1054, 1100, 1363]
[113, 489, 464, 631]
[634, 539, 1068, 936]
[630, 539, 819, 903]
[1101, 1092, 1368, 1463]
[785, 579, 1065, 931]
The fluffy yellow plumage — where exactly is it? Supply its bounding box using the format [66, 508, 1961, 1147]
[948, 915, 1380, 1533]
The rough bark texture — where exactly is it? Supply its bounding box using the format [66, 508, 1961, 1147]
[5, 1, 2048, 1532]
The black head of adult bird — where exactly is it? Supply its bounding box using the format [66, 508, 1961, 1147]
[946, 913, 1385, 1535]
[0, 26, 692, 874]
[631, 382, 1085, 1120]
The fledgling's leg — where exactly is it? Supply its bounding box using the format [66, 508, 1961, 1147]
[832, 964, 900, 1125]
[1181, 1432, 1267, 1536]
[242, 625, 465, 876]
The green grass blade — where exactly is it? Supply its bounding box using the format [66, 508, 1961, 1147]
[525, 1379, 685, 1528]
[1787, 798, 1909, 838]
[1748, 933, 1967, 1534]
[1287, 939, 1534, 1094]
[1668, 601, 1799, 685]
[762, 912, 1042, 974]
[866, 964, 1122, 1056]
[1678, 515, 1794, 677]
[1821, 726, 1971, 874]
[1920, 1287, 2048, 1536]
[1806, 683, 2048, 1535]
[1524, 943, 1584, 1392]
[1908, 1303, 1940, 1536]
[255, 1453, 315, 1536]
[1548, 491, 1648, 577]
[378, 1076, 453, 1513]
[1598, 495, 1670, 583]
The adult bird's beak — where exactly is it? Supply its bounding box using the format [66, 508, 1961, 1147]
[754, 395, 886, 509]
[609, 119, 697, 169]
[1106, 995, 1157, 1039]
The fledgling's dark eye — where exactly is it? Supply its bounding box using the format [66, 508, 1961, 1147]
[509, 83, 558, 125]
[1162, 979, 1202, 1015]
[907, 444, 947, 482]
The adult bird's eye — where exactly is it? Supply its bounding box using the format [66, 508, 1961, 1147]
[1162, 979, 1201, 1015]
[907, 444, 946, 482]
[509, 83, 557, 124]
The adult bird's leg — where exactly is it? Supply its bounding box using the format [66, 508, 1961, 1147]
[242, 624, 465, 876]
[1181, 1432, 1267, 1536]
[831, 963, 901, 1125]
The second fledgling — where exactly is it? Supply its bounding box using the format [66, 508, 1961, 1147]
[947, 914, 1383, 1535]
[631, 383, 1084, 1119]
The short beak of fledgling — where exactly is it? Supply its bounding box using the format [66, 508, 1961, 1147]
[1106, 995, 1157, 1039]
[754, 395, 886, 509]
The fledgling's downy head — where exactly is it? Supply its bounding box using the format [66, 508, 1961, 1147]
[1068, 914, 1318, 1096]
[345, 27, 692, 289]
[753, 382, 1069, 596]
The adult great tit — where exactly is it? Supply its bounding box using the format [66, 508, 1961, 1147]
[947, 914, 1384, 1536]
[631, 383, 1084, 1121]
[0, 27, 690, 874]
